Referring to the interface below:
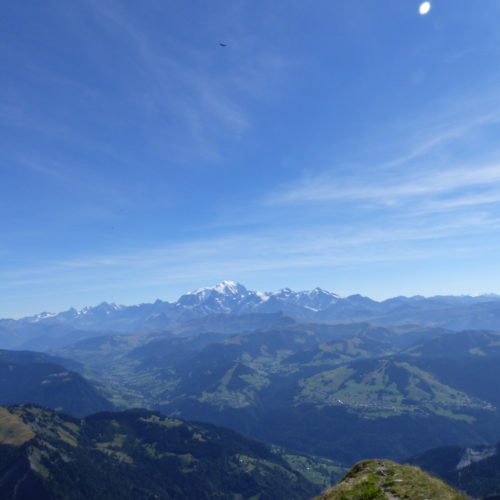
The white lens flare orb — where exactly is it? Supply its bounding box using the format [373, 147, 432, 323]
[419, 2, 432, 15]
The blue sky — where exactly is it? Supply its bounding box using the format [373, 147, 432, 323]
[2, 0, 500, 317]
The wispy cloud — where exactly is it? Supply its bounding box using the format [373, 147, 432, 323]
[268, 102, 500, 214]
[2, 211, 498, 297]
[419, 190, 500, 212]
[378, 110, 500, 170]
[82, 0, 290, 160]
[271, 163, 500, 206]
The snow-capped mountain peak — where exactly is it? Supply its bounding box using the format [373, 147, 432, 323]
[188, 281, 247, 297]
[177, 281, 249, 310]
[18, 281, 344, 332]
[213, 281, 248, 295]
[305, 287, 340, 299]
[11, 283, 500, 338]
[79, 302, 122, 315]
[29, 311, 57, 322]
[186, 281, 248, 298]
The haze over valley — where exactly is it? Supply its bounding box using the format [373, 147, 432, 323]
[3, 0, 500, 497]
[3, 282, 500, 497]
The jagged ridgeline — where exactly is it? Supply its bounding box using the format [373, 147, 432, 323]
[5, 282, 500, 352]
[315, 459, 469, 500]
[0, 405, 318, 500]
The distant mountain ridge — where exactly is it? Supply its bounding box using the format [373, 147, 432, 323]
[12, 281, 500, 335]
[409, 442, 500, 498]
[0, 349, 113, 416]
[22, 281, 341, 329]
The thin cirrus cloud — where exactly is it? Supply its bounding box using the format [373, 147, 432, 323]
[2, 204, 500, 317]
[420, 190, 500, 213]
[1, 211, 498, 292]
[81, 0, 288, 159]
[271, 164, 500, 207]
[268, 102, 500, 211]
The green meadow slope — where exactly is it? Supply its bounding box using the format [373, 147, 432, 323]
[315, 459, 470, 500]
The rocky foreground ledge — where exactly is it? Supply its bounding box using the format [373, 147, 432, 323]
[314, 459, 470, 500]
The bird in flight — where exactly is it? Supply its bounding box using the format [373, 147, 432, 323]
[219, 42, 227, 47]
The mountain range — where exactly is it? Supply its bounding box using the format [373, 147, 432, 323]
[52, 320, 500, 464]
[3, 282, 500, 497]
[3, 282, 500, 351]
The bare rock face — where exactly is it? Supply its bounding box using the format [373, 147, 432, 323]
[457, 446, 496, 470]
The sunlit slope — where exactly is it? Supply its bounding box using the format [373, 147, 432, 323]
[315, 459, 469, 500]
[297, 357, 491, 417]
